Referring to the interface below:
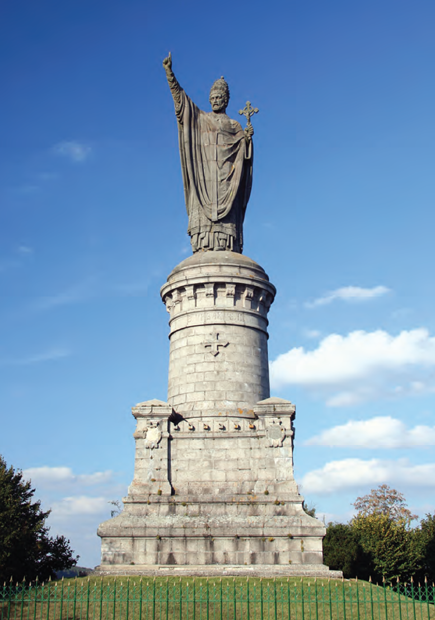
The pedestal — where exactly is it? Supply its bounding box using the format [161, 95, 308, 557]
[97, 252, 341, 577]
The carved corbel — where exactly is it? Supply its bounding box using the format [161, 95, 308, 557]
[205, 283, 214, 299]
[185, 284, 196, 307]
[172, 288, 182, 306]
[226, 283, 236, 297]
[243, 286, 255, 309]
[164, 295, 174, 313]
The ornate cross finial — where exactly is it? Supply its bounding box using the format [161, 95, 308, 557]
[239, 101, 259, 127]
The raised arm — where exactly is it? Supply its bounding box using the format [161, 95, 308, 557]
[163, 52, 182, 113]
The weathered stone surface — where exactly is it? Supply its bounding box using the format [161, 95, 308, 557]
[163, 53, 254, 254]
[97, 392, 340, 574]
[161, 251, 275, 417]
[97, 564, 343, 578]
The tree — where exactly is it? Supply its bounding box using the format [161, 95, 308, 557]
[323, 522, 371, 579]
[0, 455, 78, 583]
[417, 513, 435, 582]
[352, 513, 422, 582]
[353, 484, 417, 525]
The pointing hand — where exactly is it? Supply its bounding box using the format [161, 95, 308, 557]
[163, 52, 172, 71]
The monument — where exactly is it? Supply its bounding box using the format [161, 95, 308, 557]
[96, 55, 341, 576]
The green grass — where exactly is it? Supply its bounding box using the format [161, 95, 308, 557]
[1, 576, 434, 620]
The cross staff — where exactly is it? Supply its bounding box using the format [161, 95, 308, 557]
[239, 101, 259, 127]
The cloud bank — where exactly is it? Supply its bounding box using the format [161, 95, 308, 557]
[21, 465, 126, 567]
[270, 328, 435, 406]
[301, 458, 435, 494]
[306, 416, 435, 448]
[23, 466, 113, 488]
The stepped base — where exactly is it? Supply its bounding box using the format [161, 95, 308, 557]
[95, 563, 342, 577]
[97, 492, 330, 570]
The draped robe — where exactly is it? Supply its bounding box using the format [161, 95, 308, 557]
[175, 90, 253, 253]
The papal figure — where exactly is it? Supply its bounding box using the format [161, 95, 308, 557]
[163, 53, 254, 254]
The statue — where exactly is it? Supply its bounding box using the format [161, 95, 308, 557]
[163, 53, 257, 253]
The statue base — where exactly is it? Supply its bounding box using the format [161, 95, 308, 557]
[97, 253, 340, 576]
[97, 399, 340, 575]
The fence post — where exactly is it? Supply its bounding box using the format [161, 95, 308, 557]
[260, 578, 263, 620]
[125, 579, 129, 620]
[328, 579, 333, 620]
[410, 577, 416, 620]
[152, 578, 156, 620]
[19, 579, 26, 620]
[193, 579, 196, 620]
[233, 579, 236, 620]
[274, 578, 277, 620]
[86, 577, 91, 620]
[424, 577, 430, 620]
[355, 579, 360, 620]
[368, 577, 374, 620]
[382, 577, 388, 620]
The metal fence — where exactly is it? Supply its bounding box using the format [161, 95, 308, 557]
[1, 577, 434, 620]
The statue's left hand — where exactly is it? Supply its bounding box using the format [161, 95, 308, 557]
[244, 124, 254, 141]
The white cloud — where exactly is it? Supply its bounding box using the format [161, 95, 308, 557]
[0, 347, 71, 366]
[24, 467, 74, 484]
[270, 328, 435, 405]
[306, 416, 435, 448]
[23, 466, 113, 489]
[301, 458, 435, 495]
[306, 285, 390, 308]
[20, 466, 126, 569]
[51, 496, 109, 517]
[53, 141, 92, 163]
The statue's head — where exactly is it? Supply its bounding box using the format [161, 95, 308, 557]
[209, 77, 230, 113]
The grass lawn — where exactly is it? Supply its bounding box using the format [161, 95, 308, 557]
[2, 575, 434, 620]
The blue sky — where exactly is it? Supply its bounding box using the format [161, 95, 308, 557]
[2, 0, 435, 568]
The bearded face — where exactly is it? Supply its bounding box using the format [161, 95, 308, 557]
[209, 88, 228, 113]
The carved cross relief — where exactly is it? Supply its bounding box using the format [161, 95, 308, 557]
[203, 332, 229, 356]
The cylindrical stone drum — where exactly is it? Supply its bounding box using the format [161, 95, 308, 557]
[160, 252, 276, 418]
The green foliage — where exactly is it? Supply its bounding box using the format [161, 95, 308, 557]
[323, 522, 371, 579]
[0, 455, 78, 583]
[353, 484, 417, 525]
[302, 501, 316, 517]
[352, 513, 422, 582]
[323, 486, 432, 581]
[417, 512, 435, 582]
